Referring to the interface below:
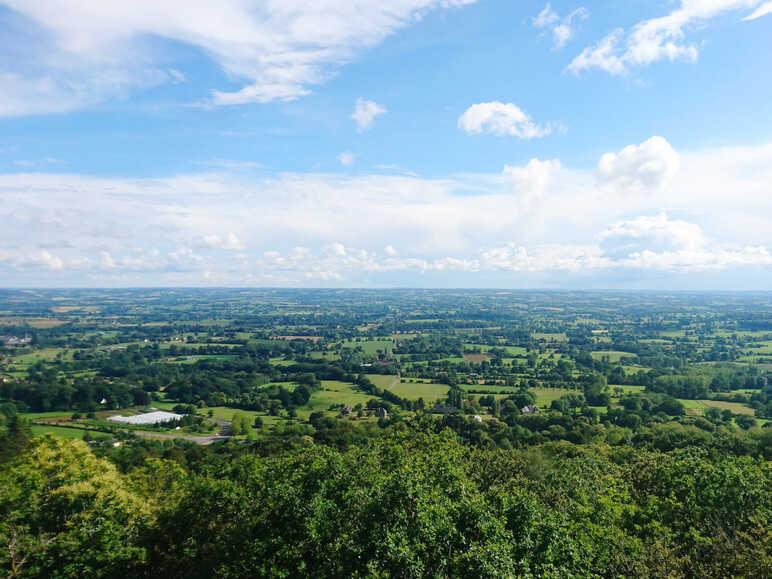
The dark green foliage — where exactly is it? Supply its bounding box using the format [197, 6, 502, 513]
[2, 428, 771, 578]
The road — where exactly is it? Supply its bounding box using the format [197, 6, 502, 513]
[132, 417, 232, 445]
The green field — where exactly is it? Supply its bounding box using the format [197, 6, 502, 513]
[299, 380, 378, 418]
[341, 339, 394, 356]
[678, 399, 756, 416]
[532, 333, 567, 342]
[531, 387, 583, 407]
[22, 410, 78, 421]
[30, 424, 92, 439]
[390, 382, 449, 403]
[463, 343, 527, 356]
[365, 374, 400, 389]
[591, 351, 635, 362]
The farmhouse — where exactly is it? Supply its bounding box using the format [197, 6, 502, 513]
[520, 404, 540, 415]
[107, 410, 183, 425]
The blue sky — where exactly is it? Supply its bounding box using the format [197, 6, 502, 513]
[0, 0, 771, 288]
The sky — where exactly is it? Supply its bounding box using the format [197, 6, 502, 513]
[0, 0, 771, 289]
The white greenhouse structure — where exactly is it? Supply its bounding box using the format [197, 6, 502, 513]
[107, 410, 183, 425]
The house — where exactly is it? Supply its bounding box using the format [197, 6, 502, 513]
[472, 415, 483, 423]
[374, 407, 388, 419]
[431, 404, 459, 414]
[520, 404, 540, 415]
[341, 405, 353, 416]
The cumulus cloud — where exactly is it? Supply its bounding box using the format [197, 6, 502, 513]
[569, 0, 766, 75]
[600, 213, 706, 257]
[351, 99, 386, 132]
[597, 136, 679, 191]
[619, 246, 772, 271]
[458, 102, 552, 139]
[533, 3, 589, 50]
[337, 151, 356, 166]
[1, 139, 771, 285]
[599, 213, 771, 271]
[503, 158, 561, 199]
[0, 1, 476, 116]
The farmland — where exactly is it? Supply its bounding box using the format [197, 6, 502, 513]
[0, 288, 769, 448]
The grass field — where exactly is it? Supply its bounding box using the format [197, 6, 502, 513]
[699, 399, 756, 415]
[0, 318, 69, 328]
[309, 351, 340, 361]
[341, 339, 394, 356]
[462, 353, 491, 363]
[269, 357, 296, 366]
[365, 374, 400, 389]
[300, 380, 377, 416]
[30, 424, 92, 439]
[390, 382, 449, 403]
[531, 387, 582, 407]
[679, 399, 756, 416]
[463, 343, 527, 356]
[14, 347, 72, 364]
[591, 351, 635, 362]
[22, 410, 78, 421]
[532, 333, 567, 342]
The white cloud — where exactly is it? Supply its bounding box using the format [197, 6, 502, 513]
[337, 151, 356, 166]
[32, 250, 64, 271]
[1, 139, 772, 285]
[329, 242, 347, 256]
[351, 99, 386, 132]
[533, 3, 559, 28]
[0, 1, 476, 116]
[201, 233, 245, 251]
[569, 0, 765, 75]
[533, 3, 589, 50]
[620, 246, 772, 271]
[744, 1, 772, 19]
[458, 102, 552, 139]
[598, 213, 772, 271]
[601, 213, 707, 256]
[503, 158, 561, 199]
[597, 136, 679, 191]
[0, 249, 65, 271]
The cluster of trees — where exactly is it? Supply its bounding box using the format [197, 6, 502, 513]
[1, 429, 770, 577]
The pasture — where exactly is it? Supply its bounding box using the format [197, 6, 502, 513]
[30, 425, 92, 439]
[341, 339, 394, 356]
[390, 382, 449, 403]
[591, 351, 636, 362]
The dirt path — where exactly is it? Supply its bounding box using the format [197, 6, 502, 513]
[386, 374, 401, 391]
